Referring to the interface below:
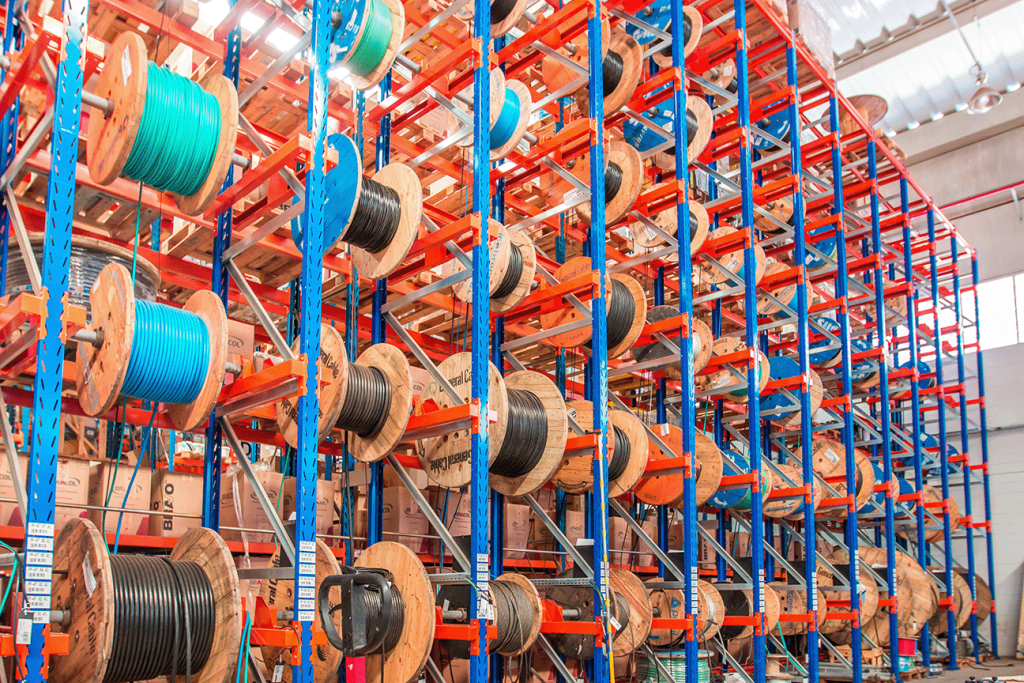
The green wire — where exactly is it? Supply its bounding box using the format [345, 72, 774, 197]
[0, 540, 17, 617]
[122, 63, 221, 197]
[346, 0, 393, 77]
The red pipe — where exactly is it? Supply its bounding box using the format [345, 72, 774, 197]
[911, 179, 1024, 219]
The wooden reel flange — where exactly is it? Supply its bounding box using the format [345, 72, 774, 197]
[276, 324, 349, 447]
[540, 18, 610, 102]
[573, 31, 644, 116]
[50, 518, 241, 683]
[492, 80, 533, 160]
[609, 568, 653, 657]
[650, 5, 703, 68]
[630, 199, 709, 255]
[551, 401, 649, 496]
[493, 370, 568, 496]
[631, 305, 713, 381]
[715, 583, 780, 642]
[538, 256, 647, 360]
[651, 96, 714, 174]
[448, 220, 537, 312]
[697, 336, 771, 403]
[354, 542, 436, 683]
[331, 0, 407, 90]
[87, 33, 239, 216]
[574, 142, 644, 227]
[76, 262, 227, 432]
[695, 225, 767, 287]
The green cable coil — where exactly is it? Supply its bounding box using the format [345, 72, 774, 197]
[347, 0, 394, 77]
[121, 63, 222, 197]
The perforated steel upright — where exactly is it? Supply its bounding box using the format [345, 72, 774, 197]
[0, 0, 22, 296]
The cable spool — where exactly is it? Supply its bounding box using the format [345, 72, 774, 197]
[894, 550, 937, 638]
[630, 198, 709, 254]
[590, 279, 636, 351]
[260, 541, 343, 683]
[76, 262, 227, 432]
[328, 0, 405, 90]
[437, 573, 543, 657]
[897, 358, 935, 392]
[849, 336, 882, 389]
[706, 450, 771, 511]
[50, 518, 241, 683]
[819, 556, 880, 635]
[647, 575, 723, 647]
[805, 225, 839, 270]
[762, 463, 810, 519]
[759, 355, 824, 427]
[633, 425, 722, 508]
[753, 197, 795, 234]
[929, 569, 972, 636]
[841, 547, 913, 648]
[571, 141, 644, 227]
[701, 58, 738, 100]
[417, 356, 567, 495]
[539, 256, 647, 360]
[490, 0, 529, 36]
[622, 94, 713, 175]
[697, 336, 771, 402]
[276, 325, 413, 461]
[770, 583, 826, 636]
[570, 32, 643, 115]
[782, 468, 823, 521]
[694, 225, 767, 287]
[750, 109, 792, 152]
[808, 315, 843, 368]
[753, 258, 797, 318]
[635, 650, 712, 683]
[625, 0, 703, 63]
[632, 307, 714, 382]
[448, 220, 537, 312]
[294, 133, 421, 280]
[714, 583, 780, 642]
[87, 33, 239, 216]
[541, 18, 609, 106]
[903, 485, 960, 542]
[800, 440, 876, 519]
[551, 401, 648, 496]
[5, 234, 160, 320]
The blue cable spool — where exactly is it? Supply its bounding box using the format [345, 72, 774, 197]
[750, 109, 791, 151]
[850, 336, 876, 384]
[293, 133, 361, 250]
[707, 450, 750, 509]
[761, 355, 800, 422]
[805, 225, 838, 270]
[860, 459, 887, 515]
[121, 300, 210, 405]
[623, 93, 674, 153]
[898, 358, 935, 391]
[808, 315, 842, 366]
[625, 0, 673, 45]
[490, 87, 521, 150]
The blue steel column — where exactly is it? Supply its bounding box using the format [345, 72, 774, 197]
[969, 255, 997, 655]
[203, 1, 242, 529]
[866, 143, 900, 678]
[654, 268, 669, 576]
[828, 94, 862, 683]
[293, 0, 330, 679]
[585, 1, 610, 681]
[785, 41, 818, 683]
[470, 0, 492, 681]
[926, 209, 957, 666]
[949, 236, 980, 659]
[733, 2, 766, 680]
[900, 177, 930, 671]
[0, 0, 23, 295]
[22, 0, 86, 676]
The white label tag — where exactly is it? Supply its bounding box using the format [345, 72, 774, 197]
[32, 610, 48, 623]
[298, 552, 316, 565]
[26, 536, 53, 552]
[609, 615, 622, 631]
[824, 448, 840, 465]
[25, 595, 48, 610]
[25, 566, 51, 582]
[16, 618, 32, 644]
[297, 611, 315, 622]
[660, 424, 670, 436]
[298, 575, 315, 587]
[477, 595, 494, 621]
[27, 522, 54, 537]
[25, 581, 50, 595]
[299, 540, 316, 553]
[26, 551, 51, 566]
[84, 552, 97, 597]
[272, 663, 285, 682]
[298, 599, 315, 612]
[567, 407, 578, 420]
[121, 49, 132, 82]
[298, 587, 315, 599]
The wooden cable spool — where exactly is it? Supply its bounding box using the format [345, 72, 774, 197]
[330, 0, 407, 90]
[695, 225, 767, 287]
[900, 485, 960, 542]
[572, 142, 645, 227]
[954, 566, 992, 624]
[697, 336, 771, 403]
[714, 583, 780, 642]
[798, 438, 875, 518]
[551, 400, 649, 496]
[632, 306, 713, 381]
[76, 262, 228, 433]
[930, 569, 973, 635]
[651, 95, 714, 174]
[540, 18, 610, 106]
[609, 568, 654, 657]
[646, 578, 723, 647]
[538, 256, 647, 360]
[754, 258, 797, 318]
[770, 583, 826, 636]
[447, 219, 537, 313]
[633, 425, 722, 507]
[630, 199, 710, 256]
[87, 33, 239, 216]
[49, 518, 241, 683]
[818, 560, 880, 635]
[893, 549, 937, 637]
[572, 31, 644, 116]
[762, 463, 808, 518]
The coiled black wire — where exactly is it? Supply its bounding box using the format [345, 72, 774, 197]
[612, 592, 632, 636]
[105, 555, 215, 683]
[492, 243, 523, 300]
[336, 363, 392, 438]
[608, 425, 631, 481]
[602, 50, 625, 96]
[491, 580, 536, 655]
[337, 566, 405, 654]
[659, 107, 699, 158]
[604, 161, 623, 204]
[584, 278, 635, 351]
[490, 388, 548, 478]
[687, 207, 700, 240]
[343, 177, 402, 254]
[491, 0, 517, 24]
[659, 14, 692, 58]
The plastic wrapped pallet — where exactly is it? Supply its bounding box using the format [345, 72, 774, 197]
[787, 0, 835, 82]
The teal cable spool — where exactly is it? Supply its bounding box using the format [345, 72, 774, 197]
[121, 300, 210, 405]
[490, 87, 520, 150]
[121, 63, 222, 197]
[347, 0, 393, 77]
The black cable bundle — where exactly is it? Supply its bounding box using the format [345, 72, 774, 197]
[491, 0, 518, 24]
[490, 580, 537, 655]
[726, 76, 738, 94]
[105, 555, 216, 683]
[337, 566, 406, 654]
[602, 50, 625, 96]
[611, 592, 632, 636]
[336, 363, 393, 438]
[606, 279, 636, 350]
[687, 207, 700, 240]
[604, 161, 623, 204]
[659, 13, 692, 58]
[490, 388, 548, 478]
[659, 107, 699, 158]
[608, 425, 631, 481]
[344, 177, 402, 254]
[492, 243, 523, 300]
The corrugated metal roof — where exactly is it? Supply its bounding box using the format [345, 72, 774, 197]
[817, 0, 942, 54]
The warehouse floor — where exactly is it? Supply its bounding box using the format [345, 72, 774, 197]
[929, 659, 1024, 683]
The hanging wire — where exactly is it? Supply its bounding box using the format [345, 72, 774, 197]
[343, 177, 402, 254]
[490, 388, 548, 478]
[335, 363, 393, 438]
[120, 301, 210, 405]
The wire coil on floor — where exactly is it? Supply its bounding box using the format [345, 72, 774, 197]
[490, 388, 549, 478]
[106, 555, 216, 683]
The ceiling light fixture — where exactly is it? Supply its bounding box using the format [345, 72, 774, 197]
[938, 0, 1001, 115]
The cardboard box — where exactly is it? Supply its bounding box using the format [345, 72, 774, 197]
[0, 453, 90, 531]
[608, 516, 632, 566]
[149, 469, 203, 538]
[382, 487, 430, 554]
[281, 476, 333, 540]
[88, 455, 151, 537]
[635, 514, 660, 566]
[505, 504, 530, 559]
[788, 0, 835, 81]
[697, 519, 719, 565]
[443, 492, 472, 537]
[220, 468, 288, 545]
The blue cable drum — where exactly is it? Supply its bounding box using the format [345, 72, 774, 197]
[808, 315, 842, 366]
[292, 133, 361, 250]
[805, 225, 838, 270]
[761, 355, 800, 422]
[490, 87, 521, 150]
[707, 450, 750, 509]
[625, 0, 673, 45]
[859, 459, 887, 515]
[850, 336, 877, 384]
[898, 358, 935, 391]
[750, 109, 791, 151]
[623, 90, 675, 153]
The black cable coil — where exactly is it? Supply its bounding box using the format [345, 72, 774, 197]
[105, 555, 216, 683]
[492, 242, 523, 300]
[726, 76, 738, 94]
[336, 363, 393, 438]
[659, 13, 692, 58]
[612, 591, 632, 636]
[490, 388, 548, 478]
[491, 0, 518, 24]
[585, 279, 635, 351]
[688, 207, 700, 240]
[602, 50, 625, 96]
[658, 107, 698, 158]
[608, 425, 631, 481]
[437, 579, 536, 658]
[337, 566, 406, 654]
[343, 177, 402, 254]
[604, 161, 623, 204]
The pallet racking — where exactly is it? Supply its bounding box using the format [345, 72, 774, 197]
[0, 0, 1001, 679]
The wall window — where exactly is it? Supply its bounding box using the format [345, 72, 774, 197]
[976, 273, 1024, 350]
